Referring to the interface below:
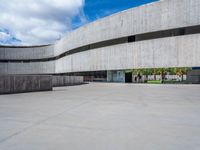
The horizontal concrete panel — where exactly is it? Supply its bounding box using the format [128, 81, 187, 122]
[0, 61, 55, 75]
[0, 45, 54, 60]
[52, 76, 84, 87]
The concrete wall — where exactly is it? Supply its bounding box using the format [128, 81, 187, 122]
[0, 45, 54, 60]
[0, 34, 200, 75]
[0, 0, 200, 75]
[52, 76, 84, 87]
[0, 75, 52, 94]
[55, 34, 200, 73]
[0, 61, 55, 75]
[54, 0, 200, 56]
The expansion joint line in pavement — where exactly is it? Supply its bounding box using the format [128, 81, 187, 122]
[0, 91, 115, 144]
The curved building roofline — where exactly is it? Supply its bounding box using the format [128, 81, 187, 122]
[0, 44, 53, 48]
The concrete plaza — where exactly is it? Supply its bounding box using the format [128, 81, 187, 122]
[0, 83, 200, 150]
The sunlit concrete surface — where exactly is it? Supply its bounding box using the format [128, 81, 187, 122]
[0, 83, 200, 150]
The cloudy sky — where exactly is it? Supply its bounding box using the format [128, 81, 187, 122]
[0, 0, 157, 46]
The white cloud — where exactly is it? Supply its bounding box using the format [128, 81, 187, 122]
[0, 0, 85, 45]
[0, 31, 9, 40]
[0, 28, 21, 45]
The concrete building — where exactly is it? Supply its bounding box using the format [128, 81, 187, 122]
[0, 0, 200, 82]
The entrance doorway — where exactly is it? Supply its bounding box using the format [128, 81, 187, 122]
[125, 72, 132, 83]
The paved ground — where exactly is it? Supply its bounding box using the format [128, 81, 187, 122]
[0, 83, 200, 150]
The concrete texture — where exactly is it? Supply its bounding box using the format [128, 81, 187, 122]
[55, 34, 200, 73]
[52, 76, 84, 87]
[0, 45, 54, 60]
[0, 0, 200, 75]
[0, 83, 200, 150]
[0, 75, 52, 94]
[54, 0, 200, 55]
[1, 34, 200, 75]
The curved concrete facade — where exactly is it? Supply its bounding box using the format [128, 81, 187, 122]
[0, 0, 200, 75]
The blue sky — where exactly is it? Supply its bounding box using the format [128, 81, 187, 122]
[72, 0, 158, 29]
[84, 0, 157, 22]
[0, 0, 158, 45]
